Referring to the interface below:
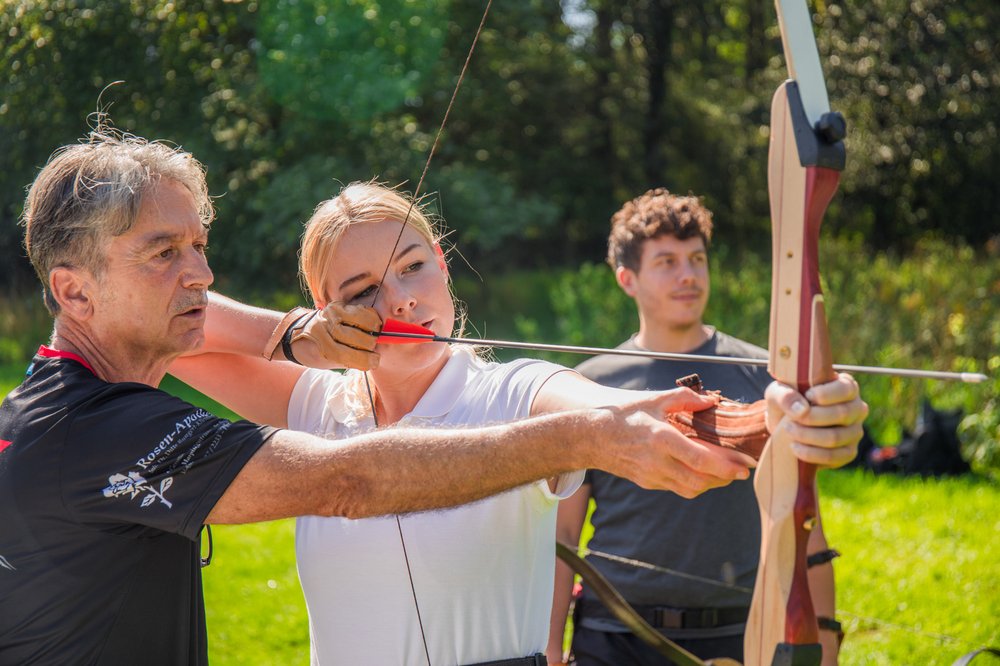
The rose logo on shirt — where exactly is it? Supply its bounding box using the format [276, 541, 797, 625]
[102, 471, 174, 509]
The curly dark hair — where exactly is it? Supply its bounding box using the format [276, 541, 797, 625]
[606, 188, 714, 272]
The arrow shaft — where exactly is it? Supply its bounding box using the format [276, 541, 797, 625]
[375, 331, 986, 383]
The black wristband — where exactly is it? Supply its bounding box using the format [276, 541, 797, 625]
[807, 548, 841, 568]
[281, 311, 315, 365]
[817, 616, 842, 633]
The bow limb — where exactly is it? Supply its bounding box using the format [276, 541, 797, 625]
[744, 2, 846, 665]
[555, 543, 742, 666]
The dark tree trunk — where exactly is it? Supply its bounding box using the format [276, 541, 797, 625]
[643, 0, 674, 187]
[746, 0, 767, 80]
[593, 1, 616, 195]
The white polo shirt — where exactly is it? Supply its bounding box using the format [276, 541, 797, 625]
[287, 347, 584, 666]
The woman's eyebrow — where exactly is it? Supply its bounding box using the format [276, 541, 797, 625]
[338, 243, 424, 291]
[394, 243, 422, 262]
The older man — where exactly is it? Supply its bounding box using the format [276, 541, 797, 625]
[0, 131, 769, 664]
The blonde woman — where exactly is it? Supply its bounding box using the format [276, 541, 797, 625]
[171, 182, 865, 666]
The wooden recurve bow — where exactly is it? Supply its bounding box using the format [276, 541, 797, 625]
[743, 1, 847, 665]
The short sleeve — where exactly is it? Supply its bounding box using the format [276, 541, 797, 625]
[491, 358, 583, 501]
[61, 385, 275, 541]
[490, 357, 572, 420]
[538, 469, 585, 500]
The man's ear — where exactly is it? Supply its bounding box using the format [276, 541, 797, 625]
[615, 265, 639, 298]
[49, 267, 95, 320]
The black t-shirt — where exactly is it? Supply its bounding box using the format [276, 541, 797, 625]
[575, 330, 772, 637]
[0, 347, 276, 665]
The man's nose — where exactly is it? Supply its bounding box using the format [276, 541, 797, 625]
[182, 248, 214, 289]
[677, 259, 697, 283]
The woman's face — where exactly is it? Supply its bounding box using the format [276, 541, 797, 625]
[322, 219, 455, 368]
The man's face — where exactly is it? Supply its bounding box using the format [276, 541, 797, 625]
[617, 234, 710, 332]
[90, 179, 214, 360]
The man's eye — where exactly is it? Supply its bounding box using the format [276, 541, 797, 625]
[195, 243, 209, 255]
[158, 248, 175, 259]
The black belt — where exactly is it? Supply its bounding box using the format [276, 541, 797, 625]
[578, 596, 748, 630]
[464, 654, 546, 666]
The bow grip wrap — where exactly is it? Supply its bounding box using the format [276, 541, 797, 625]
[666, 374, 768, 461]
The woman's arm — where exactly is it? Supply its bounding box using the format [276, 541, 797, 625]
[170, 352, 304, 427]
[169, 292, 380, 427]
[531, 370, 668, 413]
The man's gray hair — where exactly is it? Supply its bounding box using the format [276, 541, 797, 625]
[21, 127, 213, 315]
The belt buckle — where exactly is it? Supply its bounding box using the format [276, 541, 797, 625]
[532, 653, 547, 666]
[652, 607, 684, 629]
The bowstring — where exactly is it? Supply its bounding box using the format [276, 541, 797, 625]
[583, 547, 753, 594]
[362, 3, 494, 664]
[581, 546, 976, 648]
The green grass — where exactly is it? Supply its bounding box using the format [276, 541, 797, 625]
[567, 469, 1000, 665]
[4, 370, 998, 665]
[817, 469, 1000, 665]
[202, 520, 307, 664]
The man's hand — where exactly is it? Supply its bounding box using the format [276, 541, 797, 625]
[765, 373, 868, 468]
[593, 388, 755, 498]
[291, 303, 382, 370]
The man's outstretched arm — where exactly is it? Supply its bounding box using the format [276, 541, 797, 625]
[207, 392, 752, 523]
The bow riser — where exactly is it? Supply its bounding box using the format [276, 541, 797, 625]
[746, 75, 843, 666]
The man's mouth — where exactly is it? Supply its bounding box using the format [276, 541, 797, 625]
[177, 302, 208, 318]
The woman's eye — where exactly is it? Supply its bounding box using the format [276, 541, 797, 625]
[350, 284, 377, 302]
[404, 261, 425, 274]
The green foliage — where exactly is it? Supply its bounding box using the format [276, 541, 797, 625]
[429, 164, 562, 254]
[2, 0, 998, 295]
[816, 0, 1000, 248]
[257, 0, 447, 121]
[0, 290, 52, 365]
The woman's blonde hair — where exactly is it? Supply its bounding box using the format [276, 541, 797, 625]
[300, 181, 441, 306]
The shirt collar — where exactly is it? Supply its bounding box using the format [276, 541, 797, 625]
[406, 347, 477, 420]
[36, 345, 96, 375]
[339, 347, 476, 424]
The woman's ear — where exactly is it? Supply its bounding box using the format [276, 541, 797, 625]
[433, 242, 449, 278]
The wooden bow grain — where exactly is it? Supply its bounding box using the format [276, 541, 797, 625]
[743, 2, 847, 664]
